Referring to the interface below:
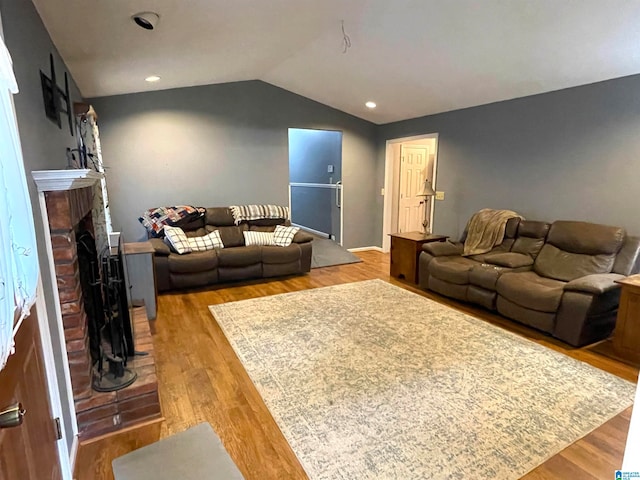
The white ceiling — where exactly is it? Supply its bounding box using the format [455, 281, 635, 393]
[32, 0, 640, 124]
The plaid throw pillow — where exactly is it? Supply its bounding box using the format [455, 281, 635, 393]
[273, 225, 299, 247]
[164, 226, 192, 254]
[243, 230, 275, 246]
[189, 230, 224, 251]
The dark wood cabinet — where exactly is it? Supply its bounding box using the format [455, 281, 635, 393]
[389, 232, 447, 284]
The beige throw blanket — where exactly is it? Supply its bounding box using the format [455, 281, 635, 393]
[463, 208, 522, 256]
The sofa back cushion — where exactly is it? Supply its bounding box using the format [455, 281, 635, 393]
[205, 207, 236, 226]
[534, 221, 624, 281]
[511, 221, 550, 258]
[460, 215, 520, 244]
[206, 224, 247, 247]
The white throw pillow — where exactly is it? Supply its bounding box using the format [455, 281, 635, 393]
[163, 226, 192, 254]
[272, 225, 299, 247]
[243, 230, 275, 246]
[188, 230, 224, 251]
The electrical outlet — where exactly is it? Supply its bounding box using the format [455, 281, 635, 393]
[435, 191, 445, 200]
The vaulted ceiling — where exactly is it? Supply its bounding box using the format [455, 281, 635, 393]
[32, 0, 640, 124]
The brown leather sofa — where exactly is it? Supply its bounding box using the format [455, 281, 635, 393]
[149, 207, 313, 291]
[419, 218, 640, 346]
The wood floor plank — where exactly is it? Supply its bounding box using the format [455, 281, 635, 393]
[75, 250, 638, 480]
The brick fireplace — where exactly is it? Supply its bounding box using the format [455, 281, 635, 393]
[33, 170, 162, 440]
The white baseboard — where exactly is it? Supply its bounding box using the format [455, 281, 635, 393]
[348, 246, 384, 253]
[292, 223, 330, 238]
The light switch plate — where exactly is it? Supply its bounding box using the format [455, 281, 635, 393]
[435, 191, 445, 200]
[327, 165, 334, 173]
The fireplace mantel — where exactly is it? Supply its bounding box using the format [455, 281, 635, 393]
[32, 169, 103, 192]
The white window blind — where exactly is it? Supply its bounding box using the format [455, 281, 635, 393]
[0, 36, 39, 371]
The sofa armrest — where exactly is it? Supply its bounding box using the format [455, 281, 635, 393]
[563, 273, 626, 295]
[422, 241, 463, 256]
[292, 231, 314, 243]
[149, 237, 171, 256]
[484, 252, 533, 269]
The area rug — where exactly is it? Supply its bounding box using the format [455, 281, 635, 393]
[209, 280, 636, 479]
[310, 235, 362, 268]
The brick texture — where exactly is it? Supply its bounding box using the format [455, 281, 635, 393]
[42, 187, 161, 441]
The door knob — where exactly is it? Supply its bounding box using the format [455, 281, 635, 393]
[0, 403, 26, 429]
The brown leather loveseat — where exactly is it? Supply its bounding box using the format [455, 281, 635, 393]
[149, 207, 313, 291]
[419, 217, 640, 346]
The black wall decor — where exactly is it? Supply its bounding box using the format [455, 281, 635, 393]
[40, 53, 73, 136]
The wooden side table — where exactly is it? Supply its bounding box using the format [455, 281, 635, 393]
[613, 275, 640, 365]
[389, 232, 448, 284]
[124, 241, 158, 320]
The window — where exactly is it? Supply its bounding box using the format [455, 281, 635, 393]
[0, 36, 39, 370]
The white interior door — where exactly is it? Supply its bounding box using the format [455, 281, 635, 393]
[398, 145, 429, 233]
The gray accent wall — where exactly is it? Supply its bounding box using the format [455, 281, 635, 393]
[1, 0, 84, 454]
[89, 81, 378, 249]
[377, 74, 640, 241]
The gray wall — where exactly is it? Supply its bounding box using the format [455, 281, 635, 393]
[89, 81, 378, 248]
[1, 0, 84, 453]
[289, 128, 342, 183]
[377, 74, 640, 241]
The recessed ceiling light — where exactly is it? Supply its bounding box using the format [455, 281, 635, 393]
[145, 75, 161, 83]
[365, 101, 377, 109]
[132, 12, 160, 30]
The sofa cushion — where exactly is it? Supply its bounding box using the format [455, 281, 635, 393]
[164, 226, 192, 254]
[185, 228, 208, 238]
[292, 230, 314, 243]
[246, 218, 289, 227]
[534, 244, 617, 282]
[469, 264, 506, 290]
[205, 207, 236, 226]
[168, 250, 218, 274]
[217, 246, 262, 267]
[249, 225, 276, 232]
[511, 221, 550, 257]
[496, 295, 557, 333]
[428, 256, 478, 285]
[207, 224, 247, 247]
[484, 252, 534, 268]
[262, 245, 301, 264]
[497, 271, 566, 313]
[546, 221, 624, 255]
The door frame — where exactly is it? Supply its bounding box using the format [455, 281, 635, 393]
[382, 133, 439, 252]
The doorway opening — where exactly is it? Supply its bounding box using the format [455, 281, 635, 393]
[382, 133, 439, 252]
[288, 128, 343, 245]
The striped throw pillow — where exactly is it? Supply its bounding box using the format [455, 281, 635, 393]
[243, 230, 275, 246]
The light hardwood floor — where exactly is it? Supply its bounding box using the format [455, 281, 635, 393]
[75, 250, 638, 480]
